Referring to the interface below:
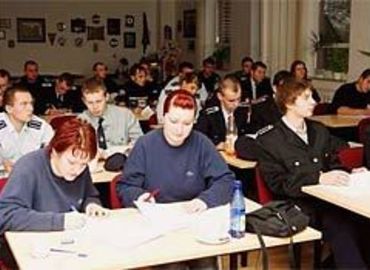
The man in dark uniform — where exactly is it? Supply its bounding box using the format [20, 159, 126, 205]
[17, 60, 47, 104]
[36, 72, 83, 115]
[234, 56, 253, 97]
[241, 61, 273, 101]
[196, 75, 252, 148]
[331, 68, 370, 115]
[198, 57, 221, 96]
[93, 62, 118, 94]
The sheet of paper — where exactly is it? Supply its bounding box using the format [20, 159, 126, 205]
[76, 214, 163, 250]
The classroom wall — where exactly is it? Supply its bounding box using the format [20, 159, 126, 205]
[0, 0, 159, 76]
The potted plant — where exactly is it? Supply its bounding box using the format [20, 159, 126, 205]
[212, 45, 230, 69]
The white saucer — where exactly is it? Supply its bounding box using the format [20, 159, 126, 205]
[196, 235, 231, 245]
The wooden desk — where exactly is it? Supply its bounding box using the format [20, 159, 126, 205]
[302, 172, 370, 219]
[5, 200, 321, 270]
[309, 115, 368, 128]
[219, 151, 257, 169]
[91, 163, 119, 184]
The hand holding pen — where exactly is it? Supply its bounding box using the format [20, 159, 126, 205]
[137, 188, 160, 203]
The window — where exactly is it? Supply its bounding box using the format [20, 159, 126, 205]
[313, 0, 351, 78]
[213, 0, 231, 68]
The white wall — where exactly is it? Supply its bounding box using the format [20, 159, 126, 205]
[0, 0, 158, 76]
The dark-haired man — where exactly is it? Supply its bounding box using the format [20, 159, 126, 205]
[198, 57, 221, 95]
[93, 62, 118, 93]
[37, 72, 83, 115]
[331, 69, 370, 115]
[242, 61, 273, 101]
[0, 69, 11, 112]
[0, 86, 53, 172]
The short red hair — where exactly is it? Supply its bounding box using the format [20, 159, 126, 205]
[47, 118, 97, 160]
[163, 89, 197, 116]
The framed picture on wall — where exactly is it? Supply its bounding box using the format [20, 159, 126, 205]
[183, 10, 196, 38]
[124, 32, 136, 48]
[17, 18, 46, 43]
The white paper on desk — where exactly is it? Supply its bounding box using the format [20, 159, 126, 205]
[78, 214, 163, 250]
[134, 201, 196, 232]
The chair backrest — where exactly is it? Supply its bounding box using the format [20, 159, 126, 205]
[337, 147, 364, 170]
[313, 102, 331, 115]
[357, 117, 370, 144]
[254, 167, 273, 204]
[109, 174, 123, 209]
[49, 115, 77, 130]
[0, 178, 7, 197]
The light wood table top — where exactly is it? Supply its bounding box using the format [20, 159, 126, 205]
[5, 199, 321, 270]
[309, 114, 368, 128]
[302, 172, 370, 219]
[219, 151, 257, 169]
[90, 162, 119, 184]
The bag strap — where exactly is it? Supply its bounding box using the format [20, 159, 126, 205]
[248, 220, 269, 270]
[277, 209, 299, 270]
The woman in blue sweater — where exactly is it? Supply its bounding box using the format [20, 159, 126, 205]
[117, 89, 234, 211]
[0, 118, 109, 234]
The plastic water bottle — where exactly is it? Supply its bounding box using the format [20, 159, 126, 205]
[229, 180, 246, 238]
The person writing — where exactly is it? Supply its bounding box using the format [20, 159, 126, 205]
[0, 118, 108, 235]
[117, 89, 234, 211]
[251, 78, 370, 268]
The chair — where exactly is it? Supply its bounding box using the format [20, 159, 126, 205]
[313, 103, 331, 115]
[254, 167, 273, 204]
[337, 146, 364, 170]
[357, 117, 370, 144]
[49, 115, 77, 130]
[109, 174, 123, 209]
[0, 178, 7, 194]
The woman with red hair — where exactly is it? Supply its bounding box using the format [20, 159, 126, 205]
[117, 89, 233, 210]
[0, 118, 108, 235]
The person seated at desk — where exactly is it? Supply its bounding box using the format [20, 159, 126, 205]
[290, 60, 321, 102]
[118, 63, 152, 110]
[92, 61, 118, 94]
[117, 89, 233, 209]
[37, 72, 83, 115]
[17, 60, 47, 103]
[0, 118, 108, 265]
[331, 68, 370, 115]
[241, 61, 273, 101]
[79, 78, 143, 156]
[247, 78, 370, 268]
[156, 72, 202, 124]
[195, 74, 252, 149]
[198, 56, 221, 96]
[0, 86, 54, 173]
[0, 69, 11, 112]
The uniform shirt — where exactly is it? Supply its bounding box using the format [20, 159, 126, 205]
[0, 113, 54, 164]
[79, 104, 143, 147]
[156, 76, 208, 124]
[331, 82, 370, 113]
[282, 116, 308, 144]
[195, 105, 252, 145]
[116, 129, 234, 207]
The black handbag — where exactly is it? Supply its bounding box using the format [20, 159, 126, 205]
[245, 200, 310, 270]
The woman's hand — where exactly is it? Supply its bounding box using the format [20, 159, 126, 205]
[137, 192, 156, 203]
[319, 170, 350, 186]
[85, 203, 110, 217]
[351, 167, 368, 174]
[182, 199, 207, 214]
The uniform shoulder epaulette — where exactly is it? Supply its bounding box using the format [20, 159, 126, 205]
[194, 93, 200, 99]
[0, 120, 7, 130]
[204, 106, 219, 115]
[27, 119, 42, 130]
[165, 89, 173, 95]
[170, 81, 179, 87]
[256, 124, 274, 137]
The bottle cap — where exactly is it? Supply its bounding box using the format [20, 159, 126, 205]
[233, 180, 242, 188]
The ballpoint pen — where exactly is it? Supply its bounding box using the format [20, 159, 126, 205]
[49, 248, 88, 258]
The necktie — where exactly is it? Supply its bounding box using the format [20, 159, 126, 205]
[97, 117, 107, 149]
